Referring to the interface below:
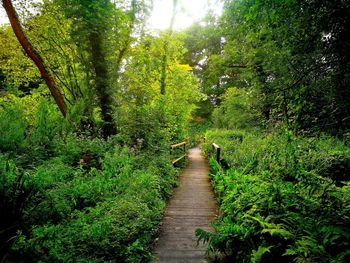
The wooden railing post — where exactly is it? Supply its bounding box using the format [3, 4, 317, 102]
[212, 143, 221, 163]
[217, 147, 221, 163]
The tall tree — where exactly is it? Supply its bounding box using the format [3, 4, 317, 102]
[207, 0, 350, 133]
[118, 33, 202, 144]
[57, 0, 116, 137]
[183, 16, 224, 117]
[160, 0, 177, 95]
[2, 0, 67, 117]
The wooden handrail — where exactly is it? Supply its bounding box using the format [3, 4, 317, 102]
[212, 143, 220, 149]
[212, 143, 221, 163]
[170, 140, 188, 165]
[170, 141, 186, 149]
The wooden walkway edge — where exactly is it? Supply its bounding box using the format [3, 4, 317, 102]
[152, 146, 218, 263]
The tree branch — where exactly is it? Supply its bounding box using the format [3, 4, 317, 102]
[2, 0, 67, 117]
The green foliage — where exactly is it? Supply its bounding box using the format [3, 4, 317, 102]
[2, 0, 349, 262]
[0, 25, 39, 91]
[212, 87, 262, 130]
[29, 99, 64, 146]
[0, 103, 26, 151]
[187, 119, 211, 147]
[183, 0, 350, 134]
[117, 33, 203, 147]
[183, 16, 226, 112]
[1, 138, 178, 262]
[199, 129, 350, 262]
[0, 85, 181, 263]
[1, 2, 199, 260]
[11, 156, 166, 262]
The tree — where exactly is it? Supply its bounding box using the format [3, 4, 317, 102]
[210, 0, 350, 133]
[2, 0, 67, 116]
[55, 0, 116, 136]
[117, 33, 203, 145]
[55, 0, 149, 137]
[160, 0, 177, 95]
[183, 16, 224, 118]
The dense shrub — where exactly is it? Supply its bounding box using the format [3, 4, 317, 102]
[0, 104, 26, 152]
[198, 129, 350, 262]
[212, 88, 263, 130]
[187, 119, 211, 147]
[12, 167, 165, 262]
[202, 129, 350, 184]
[0, 87, 186, 262]
[1, 133, 179, 262]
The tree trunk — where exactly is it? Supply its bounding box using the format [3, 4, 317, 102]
[160, 0, 177, 95]
[2, 0, 67, 117]
[89, 31, 116, 137]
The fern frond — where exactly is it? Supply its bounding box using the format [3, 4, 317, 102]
[251, 245, 273, 263]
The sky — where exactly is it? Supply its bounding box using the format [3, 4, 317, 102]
[149, 0, 223, 30]
[0, 6, 7, 25]
[0, 0, 222, 29]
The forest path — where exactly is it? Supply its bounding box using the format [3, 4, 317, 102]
[152, 146, 218, 263]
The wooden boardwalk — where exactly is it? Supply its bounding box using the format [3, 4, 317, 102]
[153, 146, 218, 263]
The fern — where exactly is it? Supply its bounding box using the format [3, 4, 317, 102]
[261, 228, 294, 239]
[209, 157, 222, 177]
[195, 228, 212, 245]
[200, 129, 350, 262]
[195, 228, 216, 254]
[251, 245, 273, 263]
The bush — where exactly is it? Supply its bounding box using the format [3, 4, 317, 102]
[13, 171, 165, 262]
[187, 119, 211, 147]
[2, 138, 179, 262]
[212, 87, 263, 130]
[0, 93, 181, 262]
[0, 156, 33, 256]
[0, 104, 26, 152]
[198, 129, 350, 262]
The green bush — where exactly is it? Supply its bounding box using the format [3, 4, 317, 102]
[0, 92, 180, 262]
[29, 99, 63, 146]
[0, 104, 26, 152]
[198, 129, 350, 262]
[212, 87, 263, 130]
[53, 133, 111, 167]
[202, 129, 350, 184]
[187, 119, 211, 147]
[0, 156, 35, 258]
[2, 141, 179, 262]
[135, 150, 179, 199]
[13, 170, 165, 262]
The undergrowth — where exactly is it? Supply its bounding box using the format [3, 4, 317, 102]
[0, 100, 179, 262]
[198, 129, 350, 262]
